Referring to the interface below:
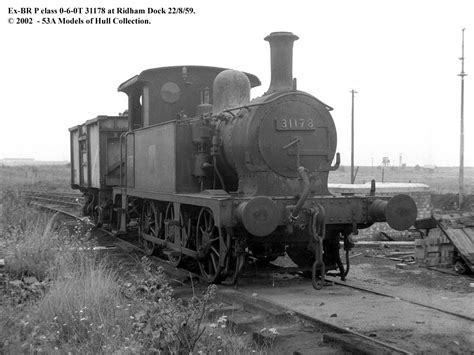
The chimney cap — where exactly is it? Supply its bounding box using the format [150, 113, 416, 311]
[264, 32, 299, 42]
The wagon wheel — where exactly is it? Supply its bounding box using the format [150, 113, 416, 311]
[90, 201, 100, 227]
[165, 203, 185, 267]
[140, 200, 163, 255]
[128, 197, 141, 221]
[454, 260, 468, 275]
[196, 207, 224, 283]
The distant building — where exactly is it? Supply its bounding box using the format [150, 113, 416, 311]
[422, 164, 437, 172]
[0, 158, 35, 166]
[0, 158, 67, 166]
[1, 158, 35, 161]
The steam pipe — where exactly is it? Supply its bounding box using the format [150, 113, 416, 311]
[213, 155, 226, 191]
[290, 166, 310, 222]
[264, 32, 299, 93]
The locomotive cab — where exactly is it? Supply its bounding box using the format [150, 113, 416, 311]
[118, 66, 261, 127]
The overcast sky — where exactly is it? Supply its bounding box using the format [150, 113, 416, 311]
[1, 0, 472, 167]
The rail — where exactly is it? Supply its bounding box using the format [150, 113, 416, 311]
[325, 276, 474, 322]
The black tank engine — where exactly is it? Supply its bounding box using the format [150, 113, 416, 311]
[70, 32, 417, 287]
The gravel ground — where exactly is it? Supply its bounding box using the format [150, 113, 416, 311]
[239, 249, 474, 353]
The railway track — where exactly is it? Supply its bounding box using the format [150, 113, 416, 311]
[23, 190, 83, 214]
[26, 191, 473, 353]
[23, 190, 83, 202]
[325, 276, 474, 322]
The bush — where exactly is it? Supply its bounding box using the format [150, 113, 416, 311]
[127, 257, 216, 353]
[5, 218, 62, 281]
[1, 189, 42, 236]
[1, 197, 258, 353]
[1, 240, 134, 353]
[35, 254, 133, 353]
[128, 257, 260, 354]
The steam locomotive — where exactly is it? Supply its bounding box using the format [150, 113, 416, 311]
[70, 32, 417, 287]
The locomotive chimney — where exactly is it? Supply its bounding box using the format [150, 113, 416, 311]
[265, 31, 299, 93]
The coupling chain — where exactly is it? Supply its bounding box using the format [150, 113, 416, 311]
[311, 204, 326, 290]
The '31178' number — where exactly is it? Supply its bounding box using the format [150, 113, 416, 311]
[276, 118, 315, 130]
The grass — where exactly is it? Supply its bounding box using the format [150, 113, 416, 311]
[0, 164, 71, 192]
[1, 189, 42, 234]
[5, 220, 60, 281]
[2, 254, 133, 353]
[0, 189, 261, 354]
[124, 257, 262, 354]
[0, 191, 132, 353]
[36, 254, 132, 353]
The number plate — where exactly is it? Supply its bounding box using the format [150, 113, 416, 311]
[275, 118, 315, 131]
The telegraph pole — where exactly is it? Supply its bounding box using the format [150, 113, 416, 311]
[350, 89, 358, 184]
[458, 28, 466, 208]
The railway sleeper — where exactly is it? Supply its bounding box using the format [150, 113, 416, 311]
[209, 297, 346, 354]
[322, 333, 395, 355]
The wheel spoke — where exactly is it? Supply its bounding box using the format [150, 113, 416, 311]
[210, 253, 218, 273]
[140, 200, 166, 255]
[152, 205, 158, 235]
[210, 246, 220, 256]
[195, 207, 226, 283]
[158, 213, 164, 239]
[203, 212, 208, 230]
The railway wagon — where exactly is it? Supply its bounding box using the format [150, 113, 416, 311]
[69, 115, 128, 223]
[71, 32, 418, 287]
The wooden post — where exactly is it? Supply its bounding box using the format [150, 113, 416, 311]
[350, 89, 358, 184]
[458, 28, 466, 209]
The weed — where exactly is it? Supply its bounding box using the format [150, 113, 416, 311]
[5, 219, 61, 281]
[0, 190, 260, 353]
[36, 254, 132, 353]
[1, 235, 133, 353]
[126, 257, 216, 353]
[0, 189, 43, 236]
[0, 164, 71, 192]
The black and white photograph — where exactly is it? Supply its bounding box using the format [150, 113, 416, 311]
[1, 0, 473, 353]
